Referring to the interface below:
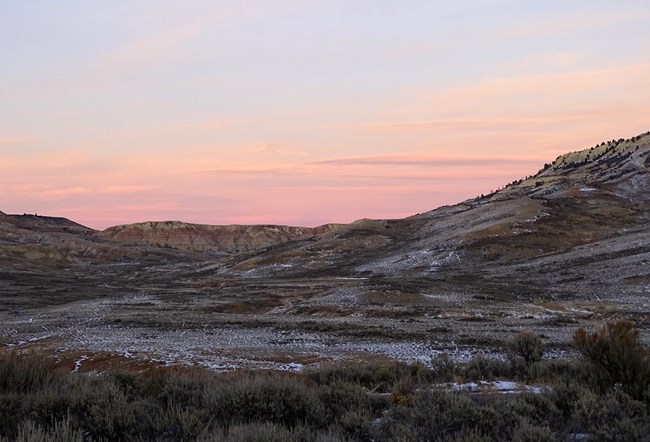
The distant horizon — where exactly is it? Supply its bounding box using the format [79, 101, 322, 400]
[5, 128, 648, 230]
[2, 129, 648, 231]
[2, 2, 649, 229]
[3, 151, 551, 230]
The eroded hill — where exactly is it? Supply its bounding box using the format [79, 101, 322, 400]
[99, 221, 342, 254]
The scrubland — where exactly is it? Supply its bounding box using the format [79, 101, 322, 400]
[1, 321, 648, 441]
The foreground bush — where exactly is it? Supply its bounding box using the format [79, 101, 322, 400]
[507, 331, 544, 378]
[573, 320, 650, 402]
[1, 321, 648, 441]
[0, 350, 59, 394]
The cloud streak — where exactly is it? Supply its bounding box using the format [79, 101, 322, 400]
[312, 154, 544, 168]
[92, 9, 234, 79]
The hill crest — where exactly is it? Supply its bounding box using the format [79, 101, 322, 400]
[99, 221, 343, 254]
[481, 131, 650, 201]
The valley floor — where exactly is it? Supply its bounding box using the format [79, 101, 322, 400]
[2, 269, 648, 371]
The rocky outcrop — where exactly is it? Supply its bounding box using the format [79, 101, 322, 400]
[489, 131, 650, 200]
[98, 221, 343, 254]
[0, 212, 198, 269]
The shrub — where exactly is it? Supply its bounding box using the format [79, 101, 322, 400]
[202, 374, 327, 428]
[506, 331, 544, 377]
[0, 350, 59, 394]
[592, 413, 650, 441]
[462, 355, 511, 381]
[569, 391, 650, 440]
[548, 376, 592, 421]
[14, 416, 83, 442]
[307, 362, 416, 393]
[389, 376, 415, 406]
[335, 410, 375, 441]
[430, 353, 459, 382]
[109, 371, 143, 401]
[524, 361, 547, 381]
[158, 368, 215, 407]
[0, 341, 647, 441]
[209, 422, 310, 442]
[0, 394, 23, 437]
[573, 321, 650, 401]
[317, 381, 375, 422]
[206, 423, 346, 442]
[503, 393, 560, 429]
[71, 377, 140, 440]
[380, 391, 499, 441]
[452, 429, 494, 442]
[510, 421, 555, 442]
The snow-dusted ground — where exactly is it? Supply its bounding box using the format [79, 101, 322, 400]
[1, 290, 584, 372]
[1, 240, 647, 373]
[4, 319, 443, 370]
[449, 380, 548, 395]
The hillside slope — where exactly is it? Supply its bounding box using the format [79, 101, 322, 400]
[2, 132, 647, 284]
[215, 132, 650, 302]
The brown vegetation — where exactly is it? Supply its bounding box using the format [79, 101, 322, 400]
[1, 322, 648, 441]
[573, 320, 650, 401]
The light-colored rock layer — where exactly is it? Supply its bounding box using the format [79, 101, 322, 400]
[99, 221, 343, 253]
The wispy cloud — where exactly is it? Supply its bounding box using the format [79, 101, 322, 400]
[304, 62, 650, 157]
[312, 154, 544, 168]
[93, 10, 234, 78]
[312, 113, 600, 134]
[102, 185, 160, 194]
[7, 185, 91, 200]
[378, 9, 650, 62]
[435, 63, 650, 106]
[238, 143, 308, 159]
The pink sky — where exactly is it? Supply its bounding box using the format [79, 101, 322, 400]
[2, 2, 649, 229]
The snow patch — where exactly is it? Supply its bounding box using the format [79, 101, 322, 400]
[526, 212, 550, 223]
[72, 355, 89, 373]
[446, 380, 548, 395]
[277, 362, 304, 372]
[451, 382, 480, 392]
